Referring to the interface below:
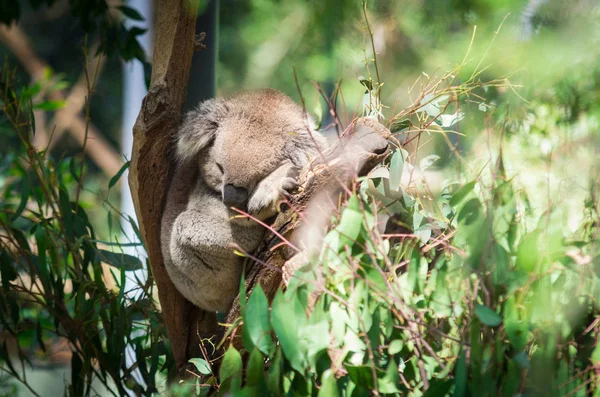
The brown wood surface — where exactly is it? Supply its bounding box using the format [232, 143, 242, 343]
[128, 0, 199, 374]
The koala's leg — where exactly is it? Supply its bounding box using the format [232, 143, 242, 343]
[247, 161, 299, 217]
[169, 208, 243, 313]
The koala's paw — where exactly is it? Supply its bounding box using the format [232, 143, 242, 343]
[247, 163, 299, 218]
[280, 166, 300, 195]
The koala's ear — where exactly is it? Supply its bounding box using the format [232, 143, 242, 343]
[176, 99, 229, 162]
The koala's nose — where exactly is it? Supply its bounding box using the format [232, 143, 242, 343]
[223, 184, 249, 211]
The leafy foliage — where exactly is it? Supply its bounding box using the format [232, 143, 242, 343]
[180, 53, 600, 397]
[0, 0, 149, 65]
[0, 62, 170, 396]
[2, 0, 600, 396]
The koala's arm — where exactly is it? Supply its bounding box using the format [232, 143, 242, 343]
[168, 205, 241, 312]
[162, 163, 246, 312]
[247, 161, 299, 217]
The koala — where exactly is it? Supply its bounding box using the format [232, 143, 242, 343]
[161, 89, 328, 313]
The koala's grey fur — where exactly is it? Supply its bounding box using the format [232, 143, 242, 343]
[161, 89, 327, 313]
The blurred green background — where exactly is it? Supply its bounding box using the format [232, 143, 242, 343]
[3, 0, 599, 239]
[1, 0, 600, 395]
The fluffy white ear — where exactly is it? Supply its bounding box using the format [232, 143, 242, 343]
[176, 99, 229, 162]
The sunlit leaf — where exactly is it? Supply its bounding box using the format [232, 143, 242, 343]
[450, 181, 476, 207]
[271, 291, 307, 373]
[417, 93, 449, 117]
[474, 304, 502, 327]
[390, 118, 411, 133]
[419, 154, 440, 171]
[244, 285, 274, 355]
[318, 370, 339, 397]
[389, 149, 407, 192]
[189, 358, 212, 375]
[33, 100, 65, 111]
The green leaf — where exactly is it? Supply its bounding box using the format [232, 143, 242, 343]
[419, 154, 440, 171]
[346, 365, 375, 390]
[267, 347, 283, 395]
[516, 231, 540, 273]
[271, 291, 307, 372]
[188, 358, 212, 375]
[449, 181, 476, 207]
[389, 149, 407, 192]
[474, 304, 502, 327]
[389, 118, 411, 133]
[118, 5, 145, 21]
[378, 359, 401, 393]
[513, 351, 530, 369]
[424, 378, 453, 397]
[335, 194, 364, 250]
[388, 340, 403, 355]
[96, 249, 142, 271]
[454, 349, 467, 397]
[33, 100, 65, 111]
[245, 348, 265, 388]
[504, 296, 528, 350]
[318, 370, 339, 397]
[0, 341, 18, 376]
[11, 174, 30, 222]
[457, 198, 482, 225]
[219, 347, 242, 391]
[358, 76, 373, 91]
[244, 285, 274, 355]
[34, 225, 50, 289]
[0, 250, 17, 290]
[108, 161, 130, 189]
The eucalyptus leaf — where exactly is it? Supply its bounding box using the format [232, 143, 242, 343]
[97, 249, 143, 271]
[419, 154, 440, 171]
[390, 118, 411, 133]
[474, 304, 502, 327]
[389, 149, 407, 192]
[108, 161, 130, 189]
[318, 370, 339, 397]
[271, 291, 307, 373]
[219, 347, 242, 384]
[450, 181, 476, 207]
[189, 358, 212, 375]
[244, 285, 274, 355]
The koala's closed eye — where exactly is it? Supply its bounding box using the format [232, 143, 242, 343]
[216, 163, 224, 173]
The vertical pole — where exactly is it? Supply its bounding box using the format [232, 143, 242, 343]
[184, 0, 219, 111]
[121, 0, 153, 389]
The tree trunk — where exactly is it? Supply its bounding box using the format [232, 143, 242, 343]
[128, 0, 199, 375]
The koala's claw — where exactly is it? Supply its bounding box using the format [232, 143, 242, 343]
[281, 167, 300, 195]
[282, 177, 296, 191]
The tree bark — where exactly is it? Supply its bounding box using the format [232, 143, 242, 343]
[128, 0, 199, 374]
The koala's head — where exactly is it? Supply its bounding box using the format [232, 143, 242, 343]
[176, 89, 326, 214]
